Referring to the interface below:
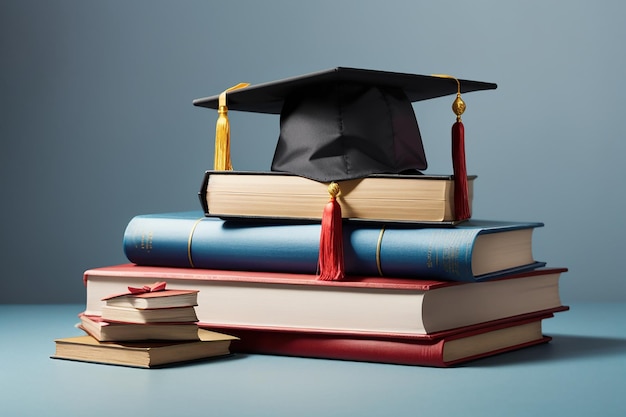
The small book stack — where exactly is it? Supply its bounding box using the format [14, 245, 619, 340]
[83, 281, 200, 341]
[56, 68, 570, 368]
[52, 282, 237, 368]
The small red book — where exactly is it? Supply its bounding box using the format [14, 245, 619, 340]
[102, 282, 199, 310]
[79, 314, 200, 342]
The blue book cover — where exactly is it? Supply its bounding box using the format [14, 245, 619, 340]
[123, 211, 545, 282]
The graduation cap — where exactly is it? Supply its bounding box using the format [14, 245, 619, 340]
[193, 67, 497, 280]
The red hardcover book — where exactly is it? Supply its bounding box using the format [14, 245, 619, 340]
[102, 284, 199, 310]
[84, 264, 567, 337]
[202, 310, 563, 367]
[78, 313, 200, 342]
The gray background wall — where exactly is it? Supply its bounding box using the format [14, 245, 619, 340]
[2, 0, 624, 303]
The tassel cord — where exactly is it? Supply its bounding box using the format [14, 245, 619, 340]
[318, 183, 345, 281]
[452, 120, 470, 220]
[215, 106, 232, 170]
[213, 83, 250, 171]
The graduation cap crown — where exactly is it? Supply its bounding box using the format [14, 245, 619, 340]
[193, 67, 497, 280]
[194, 67, 496, 181]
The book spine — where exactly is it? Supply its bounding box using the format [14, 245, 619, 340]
[221, 327, 449, 367]
[123, 212, 540, 282]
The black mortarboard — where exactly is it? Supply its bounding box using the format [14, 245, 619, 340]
[193, 67, 497, 281]
[193, 67, 496, 182]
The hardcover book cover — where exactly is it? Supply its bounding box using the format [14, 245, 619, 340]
[83, 264, 567, 336]
[51, 329, 237, 368]
[78, 314, 200, 342]
[200, 170, 477, 224]
[123, 211, 546, 282]
[102, 284, 199, 310]
[201, 311, 558, 367]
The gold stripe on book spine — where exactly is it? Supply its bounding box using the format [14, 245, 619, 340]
[375, 226, 386, 276]
[187, 217, 205, 268]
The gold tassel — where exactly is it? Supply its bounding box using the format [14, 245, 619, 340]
[214, 83, 250, 171]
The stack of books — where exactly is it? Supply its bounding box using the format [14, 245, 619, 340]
[54, 67, 569, 368]
[78, 181, 568, 367]
[52, 282, 237, 368]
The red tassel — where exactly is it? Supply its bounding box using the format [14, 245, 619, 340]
[318, 182, 344, 281]
[452, 120, 470, 220]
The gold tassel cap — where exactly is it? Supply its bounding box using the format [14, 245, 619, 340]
[214, 83, 250, 170]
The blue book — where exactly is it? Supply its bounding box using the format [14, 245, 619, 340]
[123, 211, 546, 282]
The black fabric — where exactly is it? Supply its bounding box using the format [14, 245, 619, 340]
[271, 83, 427, 182]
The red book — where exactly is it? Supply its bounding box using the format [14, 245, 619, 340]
[84, 264, 567, 337]
[78, 314, 200, 342]
[202, 310, 563, 367]
[102, 283, 199, 310]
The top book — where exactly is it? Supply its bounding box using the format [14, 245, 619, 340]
[102, 282, 199, 310]
[199, 170, 476, 224]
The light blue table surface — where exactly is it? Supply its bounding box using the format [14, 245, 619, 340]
[1, 303, 625, 417]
